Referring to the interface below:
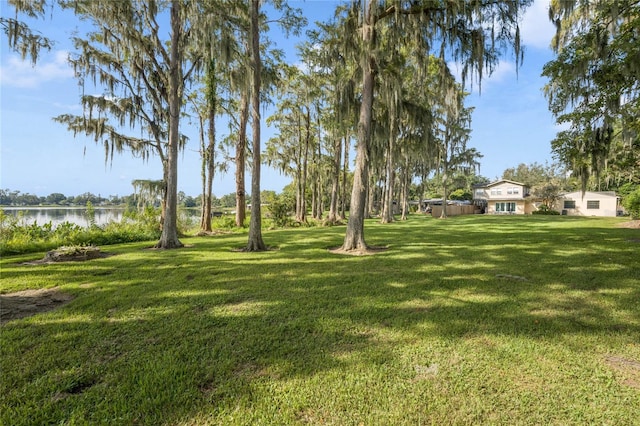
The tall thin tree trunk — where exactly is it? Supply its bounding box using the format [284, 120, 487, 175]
[246, 0, 266, 251]
[327, 136, 341, 223]
[203, 89, 216, 231]
[366, 174, 374, 219]
[440, 136, 449, 219]
[157, 1, 183, 249]
[400, 155, 410, 220]
[235, 90, 248, 227]
[342, 3, 375, 251]
[199, 115, 211, 231]
[295, 118, 304, 222]
[301, 106, 310, 223]
[340, 134, 349, 220]
[315, 111, 323, 219]
[381, 124, 395, 223]
[201, 60, 217, 233]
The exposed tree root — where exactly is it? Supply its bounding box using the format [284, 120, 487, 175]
[329, 246, 388, 256]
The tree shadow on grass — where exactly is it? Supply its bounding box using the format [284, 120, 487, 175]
[1, 216, 639, 424]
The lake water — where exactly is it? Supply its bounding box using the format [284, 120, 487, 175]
[1, 207, 203, 228]
[1, 207, 126, 228]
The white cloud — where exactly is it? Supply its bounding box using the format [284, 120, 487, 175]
[520, 0, 556, 50]
[484, 60, 516, 83]
[53, 101, 81, 112]
[0, 50, 74, 89]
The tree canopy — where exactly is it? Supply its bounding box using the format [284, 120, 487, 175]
[543, 0, 640, 192]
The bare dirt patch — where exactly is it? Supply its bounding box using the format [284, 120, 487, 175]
[618, 220, 640, 229]
[22, 246, 113, 265]
[1, 288, 74, 323]
[605, 355, 640, 389]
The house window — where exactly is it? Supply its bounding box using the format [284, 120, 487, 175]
[564, 200, 576, 209]
[495, 202, 516, 212]
[507, 188, 513, 194]
[512, 187, 519, 194]
[587, 200, 600, 209]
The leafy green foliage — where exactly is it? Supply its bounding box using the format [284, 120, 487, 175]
[0, 207, 161, 255]
[267, 193, 295, 228]
[448, 189, 472, 201]
[544, 1, 640, 190]
[622, 187, 640, 219]
[532, 204, 560, 215]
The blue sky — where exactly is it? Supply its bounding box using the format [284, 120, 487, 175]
[1, 0, 558, 198]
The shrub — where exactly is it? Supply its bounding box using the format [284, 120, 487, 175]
[0, 207, 161, 255]
[532, 204, 560, 215]
[622, 187, 640, 219]
[267, 194, 294, 228]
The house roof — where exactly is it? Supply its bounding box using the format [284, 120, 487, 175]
[488, 179, 527, 187]
[562, 191, 618, 199]
[476, 179, 528, 188]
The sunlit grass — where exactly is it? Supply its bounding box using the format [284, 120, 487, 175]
[1, 214, 639, 425]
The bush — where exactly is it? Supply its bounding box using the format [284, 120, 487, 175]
[212, 214, 240, 230]
[622, 187, 640, 219]
[532, 204, 560, 215]
[267, 194, 294, 228]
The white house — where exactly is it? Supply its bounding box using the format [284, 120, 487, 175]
[473, 180, 534, 215]
[555, 191, 619, 217]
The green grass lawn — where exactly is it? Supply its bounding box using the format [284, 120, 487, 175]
[1, 215, 639, 425]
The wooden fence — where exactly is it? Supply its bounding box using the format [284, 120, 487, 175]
[430, 204, 477, 217]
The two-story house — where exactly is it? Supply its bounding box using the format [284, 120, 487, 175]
[473, 179, 533, 214]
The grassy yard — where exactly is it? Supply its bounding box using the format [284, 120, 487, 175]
[1, 215, 639, 425]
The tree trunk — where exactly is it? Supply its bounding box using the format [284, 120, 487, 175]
[366, 174, 374, 219]
[235, 90, 249, 227]
[314, 112, 323, 219]
[400, 155, 410, 220]
[340, 134, 349, 220]
[199, 115, 211, 232]
[203, 88, 216, 231]
[342, 3, 375, 251]
[200, 60, 217, 233]
[380, 124, 395, 223]
[440, 168, 448, 219]
[156, 1, 183, 249]
[327, 136, 341, 223]
[300, 107, 310, 223]
[440, 136, 449, 219]
[295, 118, 304, 222]
[246, 0, 266, 251]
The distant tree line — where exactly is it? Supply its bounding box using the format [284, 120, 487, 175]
[0, 189, 241, 209]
